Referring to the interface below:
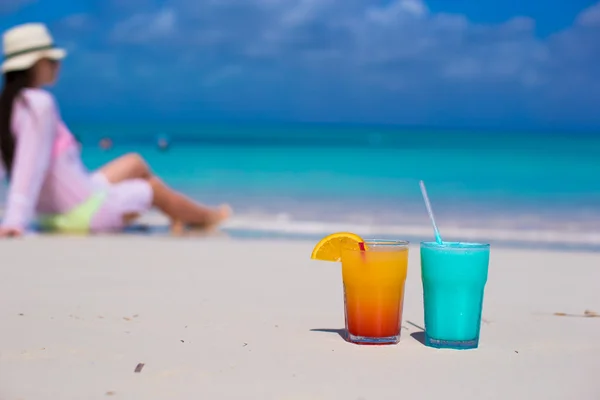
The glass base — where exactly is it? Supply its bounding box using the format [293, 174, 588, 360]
[425, 334, 479, 350]
[347, 332, 400, 345]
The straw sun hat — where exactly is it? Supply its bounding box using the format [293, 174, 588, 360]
[1, 23, 66, 73]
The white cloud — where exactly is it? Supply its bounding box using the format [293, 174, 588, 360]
[202, 65, 243, 87]
[49, 0, 600, 126]
[366, 0, 428, 25]
[576, 2, 600, 27]
[442, 58, 482, 79]
[59, 13, 91, 30]
[279, 0, 329, 27]
[111, 8, 177, 44]
[0, 0, 35, 14]
[94, 0, 599, 88]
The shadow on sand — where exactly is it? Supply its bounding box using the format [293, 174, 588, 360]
[409, 331, 426, 345]
[309, 328, 347, 341]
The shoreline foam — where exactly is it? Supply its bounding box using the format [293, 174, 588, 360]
[2, 203, 600, 250]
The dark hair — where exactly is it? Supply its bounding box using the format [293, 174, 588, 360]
[0, 69, 33, 177]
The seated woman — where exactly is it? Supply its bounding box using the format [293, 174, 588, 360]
[0, 23, 231, 237]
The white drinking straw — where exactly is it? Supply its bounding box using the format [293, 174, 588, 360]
[419, 180, 443, 244]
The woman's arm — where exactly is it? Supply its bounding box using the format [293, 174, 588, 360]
[0, 90, 58, 231]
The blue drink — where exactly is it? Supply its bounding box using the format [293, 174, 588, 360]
[420, 242, 490, 350]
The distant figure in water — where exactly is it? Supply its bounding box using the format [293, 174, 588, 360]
[0, 23, 232, 238]
[99, 137, 112, 150]
[156, 134, 170, 152]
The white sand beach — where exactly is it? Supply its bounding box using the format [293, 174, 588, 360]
[0, 236, 599, 400]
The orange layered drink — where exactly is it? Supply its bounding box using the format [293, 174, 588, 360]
[311, 233, 409, 345]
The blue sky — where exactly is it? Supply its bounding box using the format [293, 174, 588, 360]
[1, 0, 600, 130]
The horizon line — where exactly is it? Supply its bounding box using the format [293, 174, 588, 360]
[65, 119, 600, 135]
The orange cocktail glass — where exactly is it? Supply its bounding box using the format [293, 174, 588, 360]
[341, 240, 409, 345]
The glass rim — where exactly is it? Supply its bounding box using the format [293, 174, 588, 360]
[363, 239, 409, 247]
[420, 241, 490, 250]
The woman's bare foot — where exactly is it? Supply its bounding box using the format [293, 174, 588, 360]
[170, 204, 232, 234]
[170, 219, 185, 235]
[196, 204, 232, 231]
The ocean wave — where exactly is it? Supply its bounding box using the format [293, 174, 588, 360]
[2, 203, 599, 248]
[221, 213, 600, 247]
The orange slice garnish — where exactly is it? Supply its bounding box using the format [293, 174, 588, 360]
[310, 232, 366, 262]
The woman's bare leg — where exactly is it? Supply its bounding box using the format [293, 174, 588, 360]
[147, 177, 231, 231]
[97, 153, 231, 231]
[96, 153, 152, 183]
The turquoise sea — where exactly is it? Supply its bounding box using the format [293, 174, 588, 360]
[6, 123, 600, 249]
